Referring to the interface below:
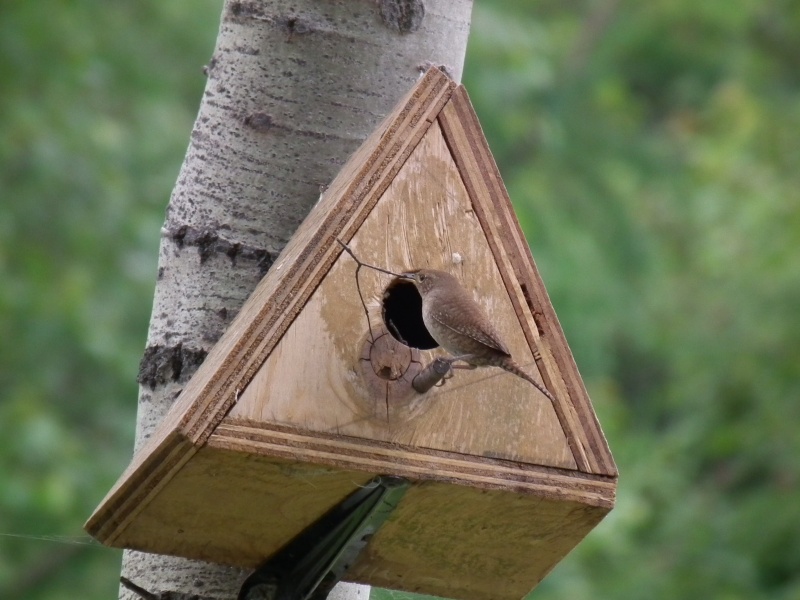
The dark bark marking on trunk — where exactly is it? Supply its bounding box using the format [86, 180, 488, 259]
[379, 0, 425, 33]
[138, 343, 209, 389]
[165, 225, 277, 274]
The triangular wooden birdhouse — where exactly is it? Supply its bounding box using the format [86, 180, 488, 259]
[87, 68, 616, 600]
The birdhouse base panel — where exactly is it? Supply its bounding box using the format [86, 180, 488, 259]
[97, 420, 612, 600]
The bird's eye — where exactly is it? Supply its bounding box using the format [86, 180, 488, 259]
[418, 273, 426, 282]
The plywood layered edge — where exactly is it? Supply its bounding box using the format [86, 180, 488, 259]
[86, 432, 197, 544]
[99, 435, 611, 600]
[177, 68, 456, 447]
[86, 67, 457, 543]
[213, 420, 616, 509]
[438, 88, 617, 477]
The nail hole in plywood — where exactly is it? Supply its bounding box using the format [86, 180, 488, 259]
[520, 282, 545, 337]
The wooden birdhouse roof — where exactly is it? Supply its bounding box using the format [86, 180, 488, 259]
[86, 67, 616, 600]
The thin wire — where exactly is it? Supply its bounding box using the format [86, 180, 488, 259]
[336, 238, 410, 345]
[0, 532, 105, 547]
[356, 262, 375, 344]
[336, 239, 408, 279]
[336, 236, 556, 407]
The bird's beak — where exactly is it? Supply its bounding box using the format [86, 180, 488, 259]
[398, 272, 416, 281]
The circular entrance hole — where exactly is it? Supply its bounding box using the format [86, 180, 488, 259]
[381, 277, 438, 350]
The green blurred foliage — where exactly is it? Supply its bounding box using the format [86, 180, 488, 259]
[461, 1, 800, 599]
[1, 1, 798, 599]
[0, 1, 220, 598]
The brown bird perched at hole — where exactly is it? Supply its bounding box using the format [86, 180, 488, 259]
[403, 268, 556, 403]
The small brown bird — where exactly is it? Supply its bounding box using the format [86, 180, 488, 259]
[403, 269, 555, 402]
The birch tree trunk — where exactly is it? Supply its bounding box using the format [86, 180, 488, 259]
[121, 1, 473, 598]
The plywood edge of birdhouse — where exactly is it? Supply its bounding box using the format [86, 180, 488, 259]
[213, 420, 616, 508]
[84, 430, 196, 544]
[91, 424, 613, 600]
[227, 116, 581, 471]
[206, 424, 614, 600]
[171, 66, 456, 449]
[85, 67, 457, 544]
[437, 87, 618, 478]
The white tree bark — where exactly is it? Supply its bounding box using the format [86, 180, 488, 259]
[122, 0, 472, 598]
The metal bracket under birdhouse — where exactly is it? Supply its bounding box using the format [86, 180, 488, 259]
[238, 475, 410, 600]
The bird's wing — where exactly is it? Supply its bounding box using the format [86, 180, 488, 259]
[429, 301, 511, 356]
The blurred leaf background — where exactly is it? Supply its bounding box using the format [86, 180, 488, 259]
[1, 1, 798, 599]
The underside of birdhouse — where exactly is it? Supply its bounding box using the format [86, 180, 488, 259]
[87, 68, 616, 600]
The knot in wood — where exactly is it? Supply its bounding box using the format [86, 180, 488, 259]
[364, 329, 414, 381]
[356, 325, 428, 420]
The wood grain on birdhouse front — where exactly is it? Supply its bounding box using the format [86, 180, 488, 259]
[227, 120, 575, 469]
